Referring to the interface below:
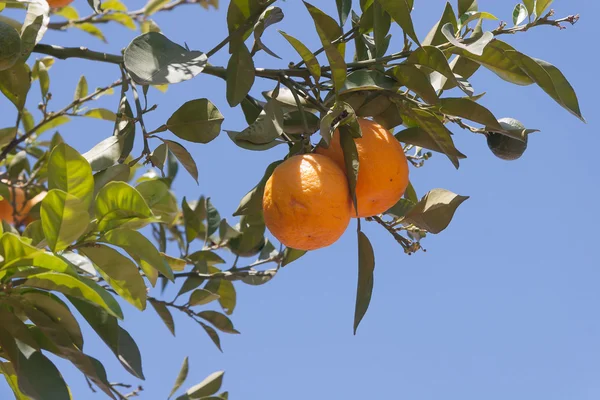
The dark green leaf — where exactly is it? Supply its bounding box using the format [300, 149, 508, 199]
[458, 0, 477, 16]
[169, 357, 189, 399]
[124, 32, 208, 85]
[0, 62, 31, 111]
[386, 198, 416, 219]
[354, 231, 375, 334]
[198, 311, 239, 334]
[392, 65, 439, 104]
[423, 2, 457, 46]
[404, 188, 469, 233]
[205, 198, 221, 238]
[304, 2, 346, 91]
[240, 95, 264, 125]
[20, 2, 49, 61]
[189, 288, 220, 306]
[166, 99, 224, 144]
[339, 69, 397, 95]
[226, 41, 255, 107]
[15, 350, 70, 400]
[150, 299, 175, 336]
[513, 3, 528, 25]
[336, 0, 351, 26]
[279, 31, 321, 81]
[282, 247, 306, 267]
[376, 0, 420, 45]
[199, 321, 222, 352]
[226, 100, 284, 148]
[339, 127, 359, 213]
[439, 97, 503, 130]
[251, 6, 284, 58]
[162, 139, 199, 183]
[408, 46, 471, 95]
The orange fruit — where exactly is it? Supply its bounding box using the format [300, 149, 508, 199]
[262, 154, 352, 251]
[47, 0, 74, 8]
[316, 118, 409, 218]
[0, 188, 46, 225]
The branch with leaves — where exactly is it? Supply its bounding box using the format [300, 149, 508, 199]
[0, 0, 585, 399]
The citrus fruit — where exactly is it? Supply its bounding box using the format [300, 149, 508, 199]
[0, 188, 46, 225]
[316, 118, 409, 218]
[47, 0, 75, 8]
[262, 154, 352, 251]
[487, 118, 528, 161]
[0, 20, 21, 71]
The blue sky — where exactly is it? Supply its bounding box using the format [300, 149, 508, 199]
[1, 0, 599, 399]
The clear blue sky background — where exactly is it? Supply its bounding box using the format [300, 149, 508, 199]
[1, 0, 599, 399]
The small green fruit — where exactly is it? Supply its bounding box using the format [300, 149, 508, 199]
[0, 20, 21, 71]
[487, 117, 529, 161]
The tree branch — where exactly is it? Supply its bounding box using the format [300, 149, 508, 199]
[493, 11, 579, 35]
[0, 79, 123, 162]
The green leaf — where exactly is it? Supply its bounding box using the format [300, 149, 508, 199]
[439, 97, 503, 130]
[169, 357, 189, 399]
[37, 61, 49, 99]
[339, 69, 397, 95]
[375, 0, 420, 45]
[423, 2, 457, 46]
[149, 299, 175, 336]
[451, 40, 534, 86]
[283, 110, 320, 135]
[83, 108, 117, 121]
[504, 51, 584, 121]
[523, 0, 535, 16]
[397, 108, 465, 168]
[392, 65, 439, 104]
[73, 75, 88, 107]
[354, 231, 375, 334]
[162, 139, 199, 183]
[279, 31, 321, 81]
[102, 228, 174, 283]
[0, 62, 31, 111]
[100, 13, 136, 30]
[166, 99, 224, 143]
[373, 1, 391, 57]
[93, 164, 130, 197]
[216, 279, 236, 315]
[87, 0, 103, 14]
[458, 0, 477, 16]
[80, 244, 147, 311]
[95, 181, 153, 232]
[182, 197, 204, 243]
[407, 46, 471, 95]
[136, 180, 178, 225]
[0, 308, 40, 351]
[36, 115, 70, 135]
[404, 188, 469, 233]
[240, 95, 264, 125]
[48, 143, 94, 209]
[20, 290, 84, 349]
[124, 32, 208, 85]
[226, 0, 260, 39]
[15, 350, 70, 400]
[0, 362, 29, 400]
[457, 11, 498, 30]
[226, 100, 284, 148]
[205, 198, 220, 238]
[226, 41, 255, 107]
[26, 272, 123, 319]
[188, 250, 225, 266]
[68, 297, 144, 379]
[75, 23, 107, 42]
[233, 161, 282, 216]
[83, 135, 125, 171]
[440, 22, 493, 56]
[304, 2, 346, 91]
[339, 127, 359, 213]
[536, 0, 553, 18]
[386, 198, 416, 219]
[41, 190, 90, 253]
[19, 1, 49, 61]
[251, 6, 284, 58]
[189, 288, 220, 306]
[336, 0, 351, 26]
[176, 371, 224, 400]
[282, 247, 306, 267]
[199, 321, 222, 351]
[513, 3, 528, 25]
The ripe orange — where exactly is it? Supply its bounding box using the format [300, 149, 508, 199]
[47, 0, 74, 8]
[0, 188, 46, 225]
[316, 118, 409, 218]
[262, 154, 352, 251]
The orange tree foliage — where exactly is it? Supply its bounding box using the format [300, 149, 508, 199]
[0, 0, 583, 398]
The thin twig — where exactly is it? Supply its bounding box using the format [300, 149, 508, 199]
[493, 11, 579, 35]
[0, 79, 123, 162]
